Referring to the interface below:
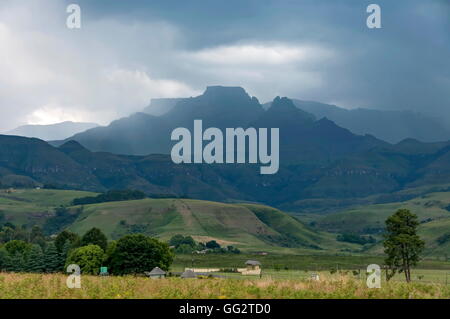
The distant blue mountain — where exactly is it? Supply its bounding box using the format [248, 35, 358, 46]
[5, 121, 99, 141]
[285, 100, 450, 144]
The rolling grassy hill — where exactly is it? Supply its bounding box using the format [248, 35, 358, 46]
[311, 191, 450, 255]
[3, 189, 448, 256]
[67, 198, 356, 253]
[0, 188, 359, 253]
[0, 188, 96, 226]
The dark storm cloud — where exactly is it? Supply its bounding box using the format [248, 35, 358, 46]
[64, 0, 450, 117]
[0, 0, 448, 130]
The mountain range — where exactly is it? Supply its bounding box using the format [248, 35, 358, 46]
[141, 90, 450, 144]
[4, 121, 99, 141]
[1, 86, 449, 213]
[289, 100, 450, 144]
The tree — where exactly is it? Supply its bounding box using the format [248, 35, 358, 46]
[0, 247, 11, 271]
[169, 234, 196, 248]
[109, 234, 173, 275]
[26, 244, 45, 273]
[0, 211, 5, 226]
[174, 244, 195, 254]
[65, 244, 104, 275]
[7, 252, 25, 272]
[60, 241, 73, 270]
[205, 240, 220, 249]
[169, 234, 185, 247]
[55, 230, 80, 252]
[44, 242, 61, 273]
[81, 228, 108, 251]
[0, 226, 14, 243]
[29, 226, 46, 247]
[227, 245, 241, 254]
[383, 209, 425, 282]
[103, 240, 117, 266]
[4, 240, 31, 256]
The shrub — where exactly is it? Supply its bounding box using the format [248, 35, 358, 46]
[66, 244, 105, 275]
[109, 234, 173, 275]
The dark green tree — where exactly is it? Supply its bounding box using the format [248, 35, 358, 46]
[383, 209, 425, 282]
[0, 226, 14, 243]
[205, 240, 220, 249]
[4, 240, 31, 256]
[44, 242, 61, 273]
[29, 226, 46, 246]
[103, 240, 117, 266]
[0, 247, 10, 271]
[7, 252, 25, 272]
[0, 211, 5, 226]
[81, 228, 108, 251]
[55, 230, 80, 252]
[110, 234, 173, 275]
[59, 241, 73, 271]
[26, 244, 45, 273]
[65, 244, 104, 275]
[169, 234, 196, 248]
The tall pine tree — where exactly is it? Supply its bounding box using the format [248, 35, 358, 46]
[44, 242, 60, 273]
[59, 241, 72, 271]
[27, 244, 45, 273]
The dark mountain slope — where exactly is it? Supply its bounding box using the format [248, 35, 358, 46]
[56, 112, 171, 155]
[0, 135, 101, 190]
[291, 99, 450, 143]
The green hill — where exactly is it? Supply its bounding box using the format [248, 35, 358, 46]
[67, 198, 351, 253]
[0, 188, 97, 226]
[0, 188, 358, 253]
[312, 191, 450, 255]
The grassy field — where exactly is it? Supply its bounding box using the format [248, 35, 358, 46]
[0, 188, 97, 226]
[304, 191, 450, 255]
[1, 272, 449, 299]
[0, 188, 362, 254]
[314, 191, 450, 234]
[66, 197, 360, 253]
[173, 253, 450, 269]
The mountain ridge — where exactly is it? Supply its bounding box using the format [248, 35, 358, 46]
[5, 121, 99, 141]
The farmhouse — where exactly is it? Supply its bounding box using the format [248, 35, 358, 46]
[146, 267, 166, 279]
[237, 260, 262, 275]
[245, 260, 261, 270]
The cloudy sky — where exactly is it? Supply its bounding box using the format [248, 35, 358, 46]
[0, 0, 448, 130]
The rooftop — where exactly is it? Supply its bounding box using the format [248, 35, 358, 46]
[245, 260, 261, 266]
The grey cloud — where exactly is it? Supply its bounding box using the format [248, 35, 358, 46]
[0, 0, 448, 130]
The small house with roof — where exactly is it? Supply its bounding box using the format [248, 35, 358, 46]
[146, 267, 166, 279]
[237, 260, 262, 275]
[245, 260, 261, 270]
[180, 269, 197, 279]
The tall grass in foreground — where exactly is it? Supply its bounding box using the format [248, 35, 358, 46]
[0, 272, 449, 299]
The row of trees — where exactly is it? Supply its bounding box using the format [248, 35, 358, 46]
[72, 190, 146, 206]
[169, 235, 241, 254]
[0, 226, 173, 275]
